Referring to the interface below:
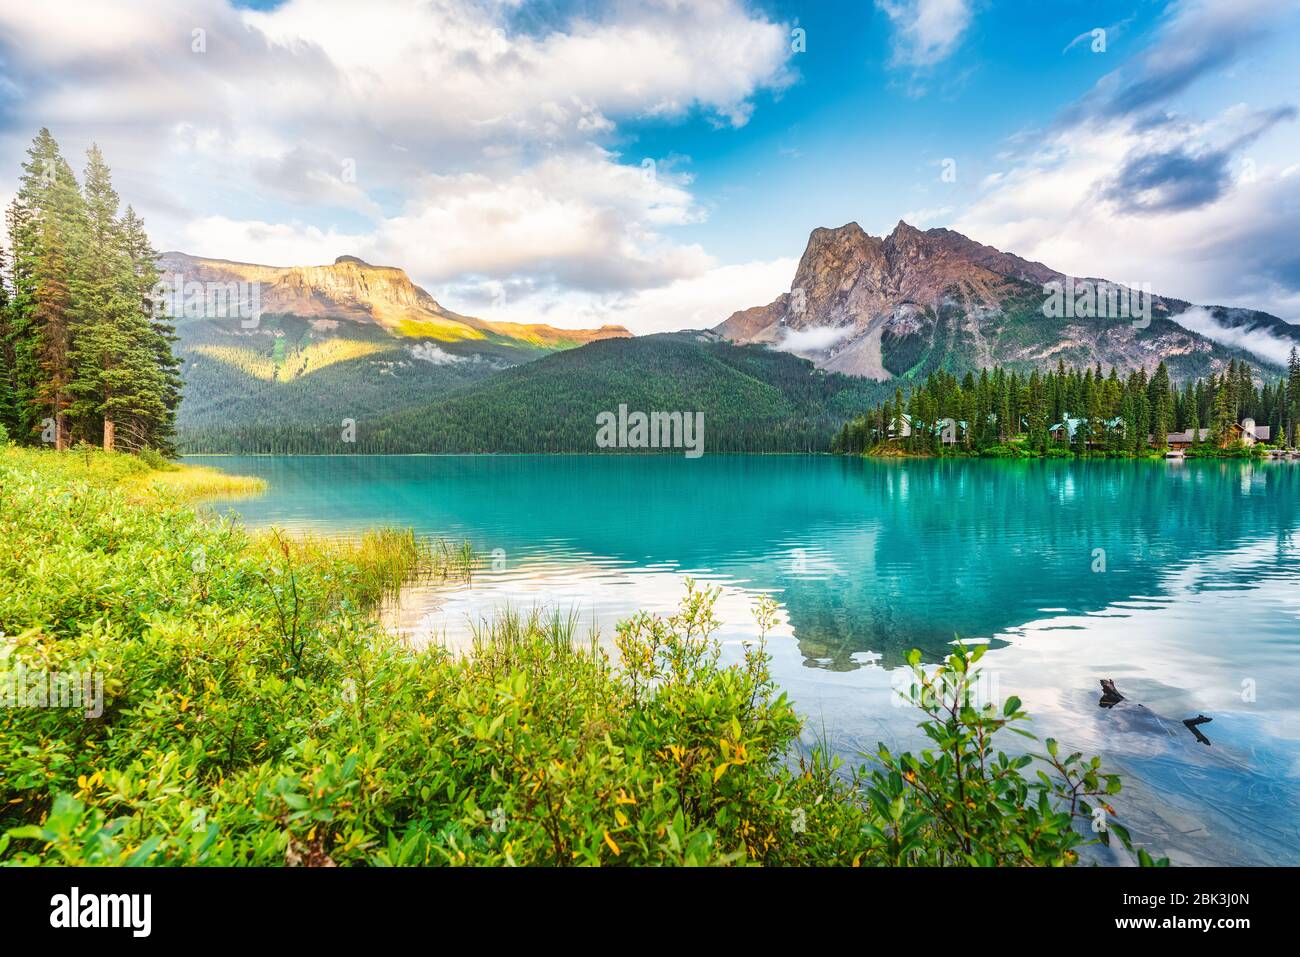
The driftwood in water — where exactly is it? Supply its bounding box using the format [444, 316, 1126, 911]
[1183, 714, 1214, 746]
[1097, 679, 1214, 746]
[1099, 678, 1125, 708]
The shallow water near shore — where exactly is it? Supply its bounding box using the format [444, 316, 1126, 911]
[187, 453, 1300, 866]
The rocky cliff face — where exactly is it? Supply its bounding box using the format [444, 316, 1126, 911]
[716, 222, 1280, 380]
[159, 252, 629, 347]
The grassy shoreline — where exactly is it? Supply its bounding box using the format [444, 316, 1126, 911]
[133, 463, 268, 502]
[0, 446, 1160, 866]
[1, 446, 270, 502]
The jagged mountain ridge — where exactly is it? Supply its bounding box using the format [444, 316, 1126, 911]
[716, 221, 1293, 381]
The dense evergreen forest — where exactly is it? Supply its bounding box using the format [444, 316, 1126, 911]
[179, 333, 900, 454]
[0, 130, 179, 453]
[832, 356, 1300, 456]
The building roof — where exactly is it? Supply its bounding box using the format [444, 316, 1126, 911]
[1049, 416, 1084, 439]
[1166, 421, 1273, 443]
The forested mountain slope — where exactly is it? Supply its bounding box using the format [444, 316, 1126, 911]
[179, 332, 897, 453]
[165, 252, 627, 435]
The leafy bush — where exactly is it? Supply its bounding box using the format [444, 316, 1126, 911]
[1185, 442, 1262, 459]
[977, 443, 1029, 459]
[135, 446, 174, 470]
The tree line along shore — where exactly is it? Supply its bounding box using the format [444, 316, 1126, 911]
[833, 357, 1300, 459]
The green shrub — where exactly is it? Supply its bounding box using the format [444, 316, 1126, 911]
[135, 446, 174, 471]
[977, 443, 1028, 459]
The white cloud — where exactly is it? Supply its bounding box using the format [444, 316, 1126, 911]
[374, 151, 712, 292]
[953, 108, 1300, 324]
[900, 204, 955, 227]
[410, 343, 467, 366]
[456, 257, 797, 334]
[244, 0, 792, 134]
[178, 216, 374, 267]
[775, 325, 856, 353]
[876, 0, 973, 68]
[1170, 307, 1299, 366]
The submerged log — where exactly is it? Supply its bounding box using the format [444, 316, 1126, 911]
[1183, 714, 1214, 747]
[1097, 679, 1214, 746]
[1099, 678, 1125, 708]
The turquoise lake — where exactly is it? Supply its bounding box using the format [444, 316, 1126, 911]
[187, 454, 1300, 866]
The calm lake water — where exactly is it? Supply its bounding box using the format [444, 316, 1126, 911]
[187, 453, 1300, 866]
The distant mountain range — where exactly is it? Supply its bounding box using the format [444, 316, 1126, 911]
[169, 227, 1298, 453]
[715, 221, 1298, 381]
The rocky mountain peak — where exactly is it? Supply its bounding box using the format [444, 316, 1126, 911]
[885, 219, 925, 244]
[715, 221, 1278, 381]
[880, 219, 935, 270]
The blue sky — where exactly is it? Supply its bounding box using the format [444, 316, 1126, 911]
[2, 0, 1299, 340]
[636, 0, 1149, 260]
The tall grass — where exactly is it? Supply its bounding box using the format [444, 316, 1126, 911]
[432, 537, 475, 583]
[468, 604, 590, 677]
[354, 528, 428, 603]
[137, 464, 266, 502]
[250, 526, 445, 609]
[245, 528, 480, 615]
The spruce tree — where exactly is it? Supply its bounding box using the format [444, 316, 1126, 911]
[10, 130, 87, 448]
[1288, 347, 1300, 448]
[1148, 361, 1172, 451]
[0, 236, 15, 436]
[68, 144, 132, 447]
[124, 205, 182, 452]
[1210, 381, 1236, 447]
